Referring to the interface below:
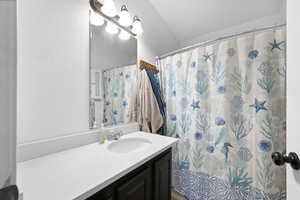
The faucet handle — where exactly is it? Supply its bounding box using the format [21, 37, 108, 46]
[106, 130, 114, 140]
[117, 130, 123, 136]
[106, 130, 121, 140]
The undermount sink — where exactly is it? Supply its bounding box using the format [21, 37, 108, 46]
[107, 137, 152, 153]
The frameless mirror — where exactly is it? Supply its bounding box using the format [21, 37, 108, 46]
[89, 12, 138, 129]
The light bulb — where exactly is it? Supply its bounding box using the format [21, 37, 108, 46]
[119, 30, 131, 40]
[101, 0, 117, 17]
[118, 5, 131, 27]
[105, 22, 118, 34]
[90, 11, 104, 26]
[132, 16, 143, 35]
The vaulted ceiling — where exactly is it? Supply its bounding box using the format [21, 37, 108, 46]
[148, 0, 285, 45]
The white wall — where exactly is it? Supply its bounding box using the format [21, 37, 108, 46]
[138, 35, 158, 65]
[17, 0, 90, 144]
[0, 0, 17, 187]
[113, 0, 180, 64]
[287, 0, 300, 197]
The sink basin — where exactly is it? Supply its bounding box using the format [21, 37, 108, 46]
[107, 137, 152, 153]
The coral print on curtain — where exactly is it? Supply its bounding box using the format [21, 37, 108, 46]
[159, 28, 286, 200]
[103, 64, 137, 125]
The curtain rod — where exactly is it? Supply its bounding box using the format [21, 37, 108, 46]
[157, 23, 286, 60]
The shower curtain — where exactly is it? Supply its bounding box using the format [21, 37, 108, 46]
[103, 64, 137, 126]
[159, 28, 286, 199]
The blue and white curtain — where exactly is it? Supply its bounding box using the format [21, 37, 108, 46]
[159, 28, 286, 199]
[103, 64, 137, 126]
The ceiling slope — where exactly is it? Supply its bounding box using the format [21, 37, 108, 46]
[148, 0, 284, 44]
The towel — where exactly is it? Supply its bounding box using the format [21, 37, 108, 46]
[146, 70, 165, 117]
[128, 70, 164, 133]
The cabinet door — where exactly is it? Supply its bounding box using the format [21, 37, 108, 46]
[87, 196, 113, 200]
[116, 167, 152, 200]
[154, 150, 172, 200]
[86, 188, 114, 200]
[87, 194, 113, 200]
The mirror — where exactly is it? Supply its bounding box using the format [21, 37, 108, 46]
[89, 12, 138, 129]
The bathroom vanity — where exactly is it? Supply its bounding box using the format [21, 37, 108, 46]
[87, 148, 171, 200]
[17, 132, 177, 200]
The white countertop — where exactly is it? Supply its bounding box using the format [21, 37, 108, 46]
[17, 132, 178, 200]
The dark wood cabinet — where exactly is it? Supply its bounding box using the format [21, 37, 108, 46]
[154, 150, 171, 200]
[86, 187, 114, 200]
[117, 166, 152, 200]
[86, 148, 172, 200]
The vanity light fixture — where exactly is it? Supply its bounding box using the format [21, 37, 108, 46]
[119, 30, 131, 40]
[90, 11, 105, 26]
[119, 5, 131, 27]
[105, 22, 118, 34]
[101, 0, 117, 17]
[90, 0, 143, 39]
[132, 16, 143, 35]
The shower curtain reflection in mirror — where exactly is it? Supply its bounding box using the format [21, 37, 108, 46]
[103, 64, 137, 126]
[90, 65, 137, 128]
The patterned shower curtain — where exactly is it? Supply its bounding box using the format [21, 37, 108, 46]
[159, 28, 286, 199]
[103, 64, 137, 126]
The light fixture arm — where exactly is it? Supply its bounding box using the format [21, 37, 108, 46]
[89, 0, 137, 37]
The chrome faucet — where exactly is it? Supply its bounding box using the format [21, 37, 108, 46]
[106, 130, 122, 141]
